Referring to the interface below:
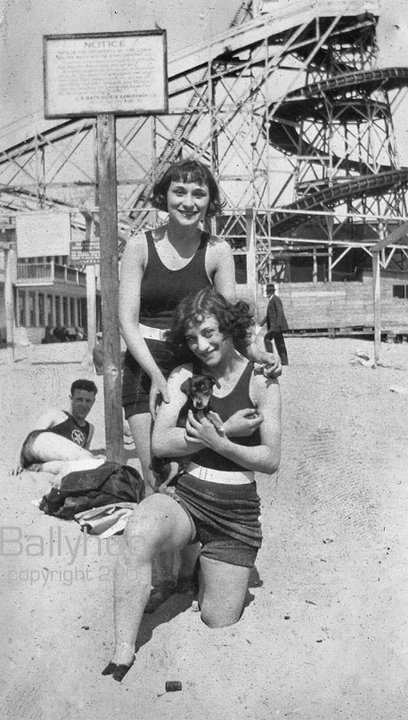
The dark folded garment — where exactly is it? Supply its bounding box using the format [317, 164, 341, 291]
[39, 461, 144, 520]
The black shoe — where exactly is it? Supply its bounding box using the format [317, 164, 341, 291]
[102, 659, 134, 682]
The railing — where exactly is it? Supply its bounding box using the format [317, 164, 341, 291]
[17, 263, 52, 280]
[16, 262, 86, 286]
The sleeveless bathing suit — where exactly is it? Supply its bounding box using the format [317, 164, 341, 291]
[20, 411, 90, 467]
[47, 411, 90, 447]
[122, 230, 212, 412]
[192, 361, 261, 472]
[171, 362, 263, 565]
[138, 229, 212, 329]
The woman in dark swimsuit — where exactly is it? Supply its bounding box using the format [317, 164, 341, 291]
[119, 158, 280, 497]
[103, 289, 281, 681]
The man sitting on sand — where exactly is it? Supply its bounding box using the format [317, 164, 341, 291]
[17, 378, 105, 477]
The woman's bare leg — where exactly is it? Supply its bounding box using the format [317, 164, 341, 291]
[111, 493, 194, 666]
[127, 413, 156, 495]
[199, 556, 251, 628]
[127, 412, 178, 590]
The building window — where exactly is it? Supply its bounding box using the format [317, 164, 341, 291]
[69, 298, 76, 326]
[29, 292, 36, 327]
[18, 290, 26, 326]
[47, 295, 53, 326]
[393, 285, 408, 299]
[55, 296, 61, 325]
[38, 294, 45, 326]
[63, 297, 69, 326]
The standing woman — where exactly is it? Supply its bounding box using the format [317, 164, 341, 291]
[102, 289, 281, 680]
[120, 158, 278, 495]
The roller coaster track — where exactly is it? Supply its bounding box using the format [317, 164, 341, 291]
[3, 0, 407, 254]
[269, 169, 408, 235]
[267, 68, 408, 234]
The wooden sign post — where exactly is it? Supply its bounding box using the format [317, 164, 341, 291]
[96, 114, 123, 462]
[44, 30, 168, 463]
[4, 243, 16, 365]
[372, 250, 381, 365]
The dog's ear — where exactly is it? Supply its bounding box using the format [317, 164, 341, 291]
[180, 377, 192, 396]
[207, 376, 218, 389]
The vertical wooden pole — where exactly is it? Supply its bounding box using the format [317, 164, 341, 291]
[372, 250, 381, 364]
[4, 244, 16, 365]
[328, 244, 332, 282]
[86, 264, 97, 358]
[97, 114, 123, 464]
[245, 208, 257, 306]
[312, 248, 318, 284]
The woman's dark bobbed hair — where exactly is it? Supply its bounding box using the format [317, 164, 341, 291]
[166, 288, 254, 359]
[150, 158, 223, 218]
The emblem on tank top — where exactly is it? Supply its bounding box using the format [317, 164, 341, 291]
[71, 428, 85, 445]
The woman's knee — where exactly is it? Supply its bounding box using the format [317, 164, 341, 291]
[121, 496, 176, 559]
[200, 603, 242, 629]
[121, 509, 160, 563]
[122, 531, 156, 565]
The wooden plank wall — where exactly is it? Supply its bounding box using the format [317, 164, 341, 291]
[250, 278, 408, 333]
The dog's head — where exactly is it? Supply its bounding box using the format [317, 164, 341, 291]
[180, 374, 217, 411]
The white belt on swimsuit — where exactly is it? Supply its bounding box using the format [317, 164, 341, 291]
[187, 462, 254, 485]
[139, 323, 167, 342]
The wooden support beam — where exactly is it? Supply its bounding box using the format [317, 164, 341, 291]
[372, 250, 381, 364]
[96, 114, 123, 464]
[371, 221, 408, 252]
[4, 244, 16, 365]
[86, 265, 97, 359]
[245, 208, 258, 305]
[312, 248, 318, 284]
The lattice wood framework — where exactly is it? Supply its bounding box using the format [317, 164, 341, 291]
[1, 0, 408, 283]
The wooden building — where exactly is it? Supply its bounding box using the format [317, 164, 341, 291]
[0, 227, 100, 346]
[255, 273, 408, 338]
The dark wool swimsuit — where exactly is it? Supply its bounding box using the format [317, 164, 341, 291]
[20, 412, 90, 467]
[122, 229, 212, 416]
[171, 362, 263, 568]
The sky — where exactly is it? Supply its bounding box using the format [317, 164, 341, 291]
[0, 0, 238, 148]
[1, 0, 408, 154]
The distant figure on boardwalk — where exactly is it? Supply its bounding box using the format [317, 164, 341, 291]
[53, 325, 69, 342]
[41, 326, 56, 344]
[260, 284, 289, 366]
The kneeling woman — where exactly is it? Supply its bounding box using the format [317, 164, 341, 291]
[103, 289, 281, 681]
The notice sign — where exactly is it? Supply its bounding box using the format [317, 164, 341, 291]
[44, 30, 168, 118]
[70, 239, 100, 265]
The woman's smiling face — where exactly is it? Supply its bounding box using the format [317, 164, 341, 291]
[167, 179, 210, 226]
[184, 314, 230, 367]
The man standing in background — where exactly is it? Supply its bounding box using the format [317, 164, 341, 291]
[260, 283, 289, 366]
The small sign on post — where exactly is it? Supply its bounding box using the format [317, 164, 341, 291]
[44, 30, 168, 463]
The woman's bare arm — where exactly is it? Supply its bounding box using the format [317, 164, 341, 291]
[186, 375, 281, 474]
[151, 365, 206, 457]
[208, 238, 237, 303]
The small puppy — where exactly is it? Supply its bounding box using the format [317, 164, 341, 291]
[178, 374, 218, 422]
[151, 374, 222, 486]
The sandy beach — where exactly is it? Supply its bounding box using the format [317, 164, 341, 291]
[1, 335, 408, 720]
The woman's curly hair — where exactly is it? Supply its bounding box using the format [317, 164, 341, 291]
[150, 158, 223, 218]
[166, 288, 254, 360]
